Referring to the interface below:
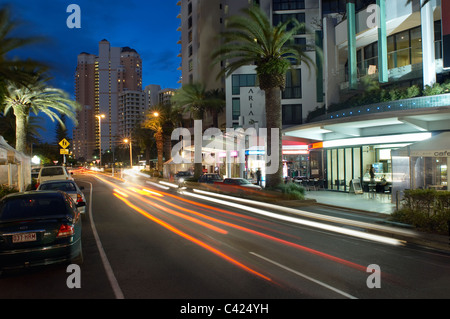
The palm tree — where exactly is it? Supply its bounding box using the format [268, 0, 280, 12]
[2, 69, 80, 154]
[172, 83, 225, 178]
[0, 6, 45, 104]
[142, 104, 183, 172]
[211, 5, 315, 188]
[0, 111, 44, 152]
[205, 88, 225, 128]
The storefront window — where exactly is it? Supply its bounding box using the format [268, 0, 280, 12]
[414, 157, 448, 190]
[326, 145, 398, 193]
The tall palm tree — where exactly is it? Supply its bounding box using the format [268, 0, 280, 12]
[142, 104, 183, 172]
[205, 88, 225, 128]
[211, 5, 315, 188]
[0, 6, 45, 104]
[172, 83, 225, 122]
[172, 83, 225, 178]
[0, 111, 44, 151]
[2, 70, 80, 154]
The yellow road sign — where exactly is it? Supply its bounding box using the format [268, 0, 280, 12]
[59, 138, 70, 149]
[60, 149, 69, 155]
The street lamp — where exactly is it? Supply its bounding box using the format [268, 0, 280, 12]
[96, 114, 105, 166]
[124, 138, 132, 168]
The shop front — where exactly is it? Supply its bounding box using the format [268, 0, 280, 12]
[391, 132, 450, 202]
[309, 133, 433, 196]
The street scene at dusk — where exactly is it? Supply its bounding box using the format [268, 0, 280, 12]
[0, 0, 450, 309]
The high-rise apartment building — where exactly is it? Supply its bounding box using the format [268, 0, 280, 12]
[178, 0, 250, 128]
[145, 84, 162, 108]
[118, 90, 148, 139]
[73, 40, 142, 162]
[178, 0, 323, 130]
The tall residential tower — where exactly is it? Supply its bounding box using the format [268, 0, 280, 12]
[73, 40, 142, 162]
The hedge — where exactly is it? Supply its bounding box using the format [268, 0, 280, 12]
[0, 185, 19, 198]
[391, 189, 450, 234]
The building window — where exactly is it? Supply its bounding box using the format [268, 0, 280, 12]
[435, 20, 442, 60]
[283, 69, 301, 99]
[364, 42, 378, 72]
[282, 104, 302, 125]
[232, 98, 240, 121]
[273, 0, 305, 11]
[410, 27, 422, 65]
[273, 13, 305, 35]
[232, 74, 256, 95]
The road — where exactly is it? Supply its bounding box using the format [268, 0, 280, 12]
[1, 170, 449, 306]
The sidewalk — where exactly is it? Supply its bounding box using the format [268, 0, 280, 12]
[305, 190, 396, 215]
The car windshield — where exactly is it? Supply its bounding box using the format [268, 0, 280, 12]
[39, 182, 77, 192]
[177, 172, 190, 176]
[41, 167, 65, 176]
[238, 179, 251, 184]
[0, 194, 67, 222]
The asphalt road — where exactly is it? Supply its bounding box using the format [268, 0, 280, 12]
[1, 171, 450, 306]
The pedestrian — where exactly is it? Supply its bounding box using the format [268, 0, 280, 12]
[256, 168, 261, 186]
[369, 165, 375, 183]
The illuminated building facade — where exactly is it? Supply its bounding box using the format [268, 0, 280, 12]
[73, 40, 143, 162]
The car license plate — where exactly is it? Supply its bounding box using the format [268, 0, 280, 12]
[12, 233, 37, 243]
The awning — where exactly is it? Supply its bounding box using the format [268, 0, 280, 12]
[392, 132, 450, 157]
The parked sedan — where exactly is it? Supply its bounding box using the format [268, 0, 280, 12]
[223, 178, 262, 190]
[37, 180, 87, 215]
[198, 173, 223, 184]
[0, 191, 84, 273]
[174, 171, 192, 184]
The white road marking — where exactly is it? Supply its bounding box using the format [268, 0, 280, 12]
[250, 252, 358, 299]
[86, 181, 125, 299]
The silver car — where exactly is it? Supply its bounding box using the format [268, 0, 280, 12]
[37, 180, 87, 214]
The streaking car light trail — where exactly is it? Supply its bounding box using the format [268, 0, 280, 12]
[191, 189, 416, 239]
[110, 188, 228, 235]
[95, 174, 369, 273]
[181, 190, 405, 247]
[112, 193, 272, 282]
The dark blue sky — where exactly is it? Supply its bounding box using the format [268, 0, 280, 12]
[3, 0, 181, 143]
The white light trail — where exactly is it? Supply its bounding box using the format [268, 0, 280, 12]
[182, 190, 406, 246]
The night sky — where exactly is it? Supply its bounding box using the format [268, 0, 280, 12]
[2, 0, 181, 143]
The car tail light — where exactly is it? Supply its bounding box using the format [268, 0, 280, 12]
[57, 224, 74, 238]
[76, 193, 83, 203]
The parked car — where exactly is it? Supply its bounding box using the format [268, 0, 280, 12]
[198, 173, 223, 184]
[37, 166, 73, 187]
[0, 191, 84, 273]
[37, 180, 87, 215]
[31, 168, 41, 179]
[223, 178, 262, 190]
[174, 171, 192, 183]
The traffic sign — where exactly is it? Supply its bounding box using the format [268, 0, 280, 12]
[59, 138, 70, 149]
[60, 149, 69, 155]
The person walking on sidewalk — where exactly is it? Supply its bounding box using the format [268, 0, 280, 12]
[256, 168, 262, 186]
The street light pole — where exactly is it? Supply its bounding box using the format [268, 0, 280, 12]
[124, 138, 133, 168]
[96, 114, 105, 167]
